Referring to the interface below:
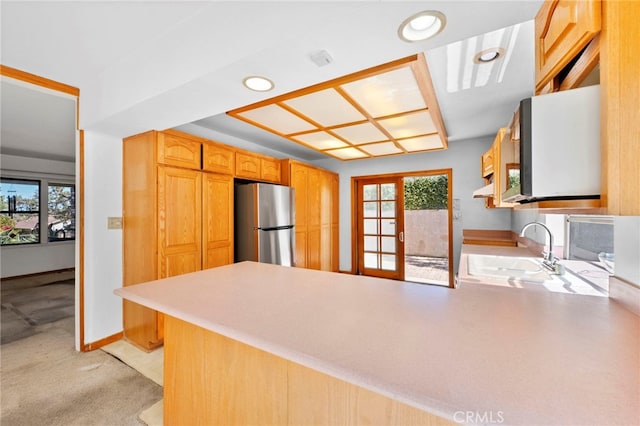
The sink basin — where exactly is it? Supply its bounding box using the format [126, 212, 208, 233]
[467, 254, 552, 282]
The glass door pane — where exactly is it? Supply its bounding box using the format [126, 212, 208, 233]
[357, 179, 403, 280]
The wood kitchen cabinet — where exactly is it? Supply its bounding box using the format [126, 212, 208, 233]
[531, 0, 640, 214]
[122, 130, 234, 350]
[535, 0, 601, 94]
[281, 159, 339, 272]
[202, 141, 235, 175]
[481, 145, 494, 178]
[235, 149, 281, 183]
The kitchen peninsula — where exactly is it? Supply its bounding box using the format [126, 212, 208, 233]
[115, 262, 639, 425]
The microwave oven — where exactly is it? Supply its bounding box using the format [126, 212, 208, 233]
[502, 85, 600, 203]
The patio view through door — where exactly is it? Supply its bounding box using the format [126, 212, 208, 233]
[354, 170, 453, 287]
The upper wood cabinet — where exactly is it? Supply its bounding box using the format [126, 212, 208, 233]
[492, 128, 516, 208]
[157, 132, 202, 169]
[235, 151, 261, 180]
[535, 0, 601, 93]
[235, 150, 282, 183]
[203, 142, 234, 175]
[481, 146, 494, 178]
[261, 157, 281, 183]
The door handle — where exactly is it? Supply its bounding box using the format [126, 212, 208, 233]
[398, 231, 404, 242]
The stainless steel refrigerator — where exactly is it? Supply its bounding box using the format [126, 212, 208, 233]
[235, 183, 295, 266]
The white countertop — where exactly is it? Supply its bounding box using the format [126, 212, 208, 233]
[115, 261, 639, 425]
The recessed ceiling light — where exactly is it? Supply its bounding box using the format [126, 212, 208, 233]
[243, 76, 274, 92]
[474, 48, 505, 64]
[398, 11, 446, 42]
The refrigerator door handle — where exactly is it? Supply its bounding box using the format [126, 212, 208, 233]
[256, 225, 294, 231]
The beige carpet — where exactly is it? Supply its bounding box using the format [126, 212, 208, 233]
[102, 340, 164, 425]
[0, 317, 162, 425]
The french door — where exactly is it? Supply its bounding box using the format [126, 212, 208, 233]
[356, 177, 404, 280]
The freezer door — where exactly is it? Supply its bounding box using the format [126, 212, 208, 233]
[257, 184, 295, 228]
[258, 227, 295, 266]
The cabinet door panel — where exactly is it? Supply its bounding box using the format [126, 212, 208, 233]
[307, 228, 321, 270]
[158, 133, 201, 170]
[291, 165, 308, 229]
[308, 169, 321, 228]
[295, 231, 307, 269]
[236, 152, 261, 179]
[203, 143, 235, 175]
[202, 173, 234, 269]
[261, 157, 282, 183]
[535, 0, 601, 91]
[158, 166, 202, 278]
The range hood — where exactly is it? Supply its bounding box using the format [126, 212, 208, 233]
[473, 182, 494, 198]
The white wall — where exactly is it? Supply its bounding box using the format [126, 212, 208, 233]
[313, 136, 512, 273]
[82, 131, 123, 343]
[614, 216, 640, 287]
[0, 154, 75, 278]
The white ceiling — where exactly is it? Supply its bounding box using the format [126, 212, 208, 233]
[0, 1, 542, 163]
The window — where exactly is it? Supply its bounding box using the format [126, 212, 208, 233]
[564, 215, 614, 262]
[0, 178, 75, 246]
[48, 183, 75, 242]
[0, 178, 41, 245]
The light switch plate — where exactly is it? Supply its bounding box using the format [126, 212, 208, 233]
[107, 217, 123, 230]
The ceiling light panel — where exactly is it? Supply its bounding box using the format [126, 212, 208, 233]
[282, 89, 365, 127]
[359, 142, 403, 156]
[325, 147, 369, 160]
[293, 131, 348, 150]
[227, 54, 448, 160]
[331, 122, 388, 145]
[398, 134, 444, 152]
[236, 104, 315, 135]
[378, 110, 437, 139]
[340, 67, 426, 118]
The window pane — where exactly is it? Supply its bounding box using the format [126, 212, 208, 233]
[363, 202, 378, 218]
[1, 178, 40, 245]
[0, 213, 40, 245]
[381, 201, 395, 217]
[364, 219, 378, 234]
[381, 236, 396, 253]
[48, 184, 76, 242]
[381, 254, 396, 271]
[380, 183, 396, 200]
[364, 252, 379, 269]
[363, 184, 378, 201]
[381, 219, 396, 235]
[364, 236, 379, 251]
[0, 178, 39, 212]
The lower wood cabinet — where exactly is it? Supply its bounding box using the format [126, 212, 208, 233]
[164, 316, 450, 425]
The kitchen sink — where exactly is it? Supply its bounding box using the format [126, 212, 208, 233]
[467, 254, 552, 282]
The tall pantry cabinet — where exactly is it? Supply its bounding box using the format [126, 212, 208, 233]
[282, 160, 339, 272]
[122, 130, 234, 350]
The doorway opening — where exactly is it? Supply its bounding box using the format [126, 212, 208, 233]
[352, 169, 453, 288]
[403, 174, 450, 286]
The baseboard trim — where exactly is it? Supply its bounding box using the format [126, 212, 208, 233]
[1, 268, 75, 281]
[609, 276, 640, 317]
[83, 331, 124, 352]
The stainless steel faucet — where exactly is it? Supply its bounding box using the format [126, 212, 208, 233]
[520, 221, 563, 274]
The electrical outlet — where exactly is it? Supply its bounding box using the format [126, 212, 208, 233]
[107, 217, 123, 230]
